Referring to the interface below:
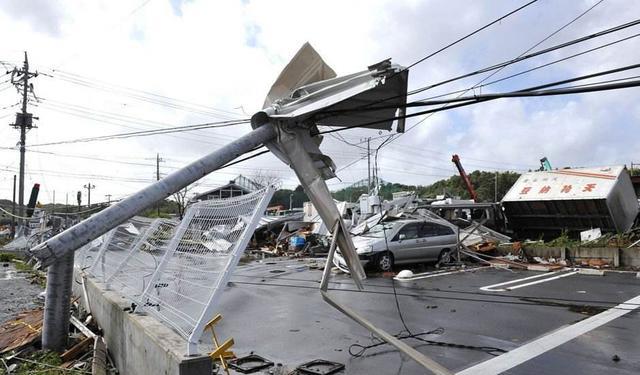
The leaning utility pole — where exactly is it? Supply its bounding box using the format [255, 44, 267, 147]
[10, 52, 38, 222]
[83, 183, 95, 208]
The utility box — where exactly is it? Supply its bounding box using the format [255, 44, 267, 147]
[502, 166, 639, 238]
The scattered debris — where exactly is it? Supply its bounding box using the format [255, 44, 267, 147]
[581, 228, 602, 243]
[92, 336, 108, 375]
[0, 308, 42, 354]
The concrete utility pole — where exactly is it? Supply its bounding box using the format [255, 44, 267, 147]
[366, 137, 371, 192]
[11, 175, 16, 238]
[156, 153, 164, 216]
[494, 172, 498, 202]
[83, 183, 95, 208]
[10, 52, 38, 222]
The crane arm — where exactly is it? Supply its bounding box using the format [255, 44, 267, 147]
[451, 154, 478, 202]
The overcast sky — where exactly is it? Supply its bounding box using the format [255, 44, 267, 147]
[0, 0, 638, 205]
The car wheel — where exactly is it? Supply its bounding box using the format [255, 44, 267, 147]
[438, 249, 453, 266]
[375, 251, 394, 272]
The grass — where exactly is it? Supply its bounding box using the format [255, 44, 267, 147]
[0, 350, 70, 375]
[0, 252, 16, 262]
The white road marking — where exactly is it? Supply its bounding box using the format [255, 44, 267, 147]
[479, 270, 577, 292]
[457, 294, 640, 375]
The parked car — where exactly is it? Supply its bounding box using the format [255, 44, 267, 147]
[333, 218, 458, 272]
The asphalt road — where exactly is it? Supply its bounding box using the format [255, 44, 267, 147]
[203, 259, 640, 374]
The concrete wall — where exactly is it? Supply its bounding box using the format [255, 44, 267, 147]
[498, 246, 640, 268]
[72, 268, 211, 375]
[621, 248, 640, 267]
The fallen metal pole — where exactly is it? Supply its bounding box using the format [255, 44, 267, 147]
[320, 223, 453, 375]
[42, 251, 75, 352]
[29, 123, 276, 267]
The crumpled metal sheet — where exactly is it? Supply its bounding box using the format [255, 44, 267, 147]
[263, 42, 337, 109]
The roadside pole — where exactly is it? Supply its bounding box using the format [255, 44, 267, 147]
[42, 251, 75, 352]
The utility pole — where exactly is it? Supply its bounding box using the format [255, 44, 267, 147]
[83, 183, 95, 208]
[10, 52, 38, 222]
[65, 192, 69, 228]
[105, 194, 112, 205]
[156, 153, 164, 216]
[366, 137, 371, 193]
[11, 175, 16, 238]
[494, 172, 498, 202]
[52, 190, 55, 215]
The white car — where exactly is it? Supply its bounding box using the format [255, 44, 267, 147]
[333, 219, 458, 272]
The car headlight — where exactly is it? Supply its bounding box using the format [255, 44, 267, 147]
[358, 245, 374, 254]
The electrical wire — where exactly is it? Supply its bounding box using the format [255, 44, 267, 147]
[46, 69, 243, 119]
[404, 0, 539, 71]
[316, 65, 640, 135]
[420, 0, 607, 103]
[325, 16, 640, 120]
[407, 17, 640, 96]
[27, 118, 250, 147]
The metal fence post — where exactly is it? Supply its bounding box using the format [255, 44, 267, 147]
[137, 208, 198, 312]
[88, 228, 116, 276]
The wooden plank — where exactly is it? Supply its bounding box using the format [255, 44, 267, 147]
[70, 316, 96, 339]
[61, 336, 94, 362]
[209, 338, 234, 359]
[0, 308, 43, 354]
[92, 336, 107, 375]
[205, 314, 223, 330]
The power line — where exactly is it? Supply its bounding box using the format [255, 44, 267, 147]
[407, 17, 640, 97]
[46, 69, 243, 119]
[421, 29, 640, 102]
[327, 17, 640, 119]
[35, 98, 241, 147]
[27, 118, 250, 147]
[361, 0, 610, 171]
[404, 0, 539, 70]
[316, 63, 640, 135]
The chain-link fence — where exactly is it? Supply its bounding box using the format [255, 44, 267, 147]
[76, 186, 274, 354]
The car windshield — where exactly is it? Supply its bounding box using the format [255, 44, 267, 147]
[361, 222, 398, 238]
